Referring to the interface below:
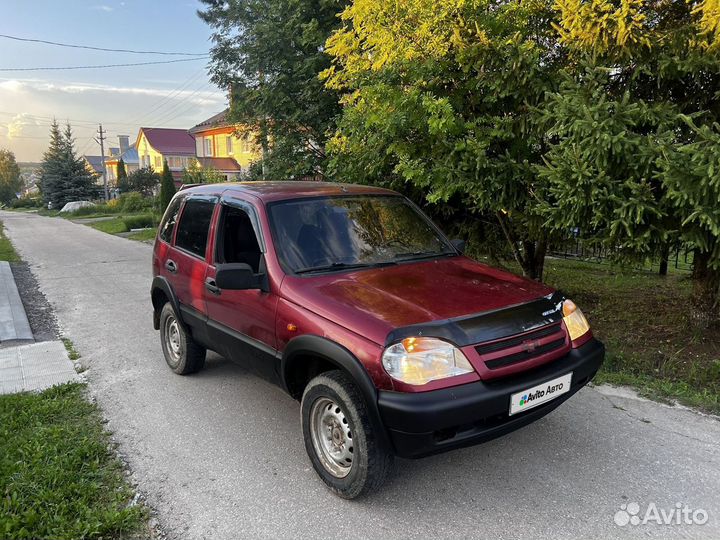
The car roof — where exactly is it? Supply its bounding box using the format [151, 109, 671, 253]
[180, 181, 399, 203]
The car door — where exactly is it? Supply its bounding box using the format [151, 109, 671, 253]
[166, 195, 218, 323]
[204, 196, 279, 381]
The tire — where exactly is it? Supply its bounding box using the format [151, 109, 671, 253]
[301, 370, 393, 499]
[159, 302, 206, 375]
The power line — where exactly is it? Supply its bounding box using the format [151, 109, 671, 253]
[0, 110, 146, 127]
[147, 81, 215, 126]
[0, 34, 208, 56]
[125, 68, 206, 126]
[0, 57, 209, 72]
[0, 111, 140, 128]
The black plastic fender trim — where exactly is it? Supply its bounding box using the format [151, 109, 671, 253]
[150, 276, 185, 332]
[281, 335, 392, 450]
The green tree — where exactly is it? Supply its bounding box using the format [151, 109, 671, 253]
[116, 158, 127, 190]
[159, 160, 176, 213]
[119, 167, 159, 197]
[198, 0, 347, 180]
[0, 149, 22, 205]
[118, 167, 160, 197]
[540, 0, 720, 321]
[326, 0, 720, 319]
[40, 121, 98, 208]
[325, 0, 563, 279]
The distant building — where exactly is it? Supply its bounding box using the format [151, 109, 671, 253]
[189, 110, 261, 180]
[136, 127, 196, 182]
[81, 155, 105, 187]
[105, 135, 139, 187]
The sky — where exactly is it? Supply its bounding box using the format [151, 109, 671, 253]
[0, 0, 226, 162]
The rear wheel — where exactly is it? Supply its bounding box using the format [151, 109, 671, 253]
[301, 370, 392, 499]
[159, 302, 205, 374]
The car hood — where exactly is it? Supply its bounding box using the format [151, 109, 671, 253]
[281, 256, 555, 346]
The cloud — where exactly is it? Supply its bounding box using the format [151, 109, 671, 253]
[0, 80, 24, 93]
[91, 4, 114, 12]
[0, 78, 224, 107]
[2, 113, 39, 139]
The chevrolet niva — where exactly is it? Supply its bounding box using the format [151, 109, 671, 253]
[151, 182, 604, 498]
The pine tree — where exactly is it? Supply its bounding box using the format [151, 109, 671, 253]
[159, 159, 176, 213]
[40, 120, 65, 208]
[60, 123, 99, 205]
[116, 158, 127, 190]
[40, 121, 99, 208]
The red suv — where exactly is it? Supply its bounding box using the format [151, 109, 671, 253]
[151, 182, 604, 498]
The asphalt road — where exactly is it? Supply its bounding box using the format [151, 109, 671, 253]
[2, 209, 719, 540]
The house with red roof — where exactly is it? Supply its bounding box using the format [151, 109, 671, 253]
[135, 127, 196, 182]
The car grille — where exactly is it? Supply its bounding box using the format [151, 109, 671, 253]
[475, 323, 568, 370]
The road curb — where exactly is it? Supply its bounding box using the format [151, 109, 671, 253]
[0, 261, 33, 346]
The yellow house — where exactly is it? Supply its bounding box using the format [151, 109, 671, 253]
[135, 127, 196, 182]
[189, 110, 261, 179]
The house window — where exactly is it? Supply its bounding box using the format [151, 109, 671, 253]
[204, 138, 213, 156]
[226, 136, 233, 155]
[154, 156, 161, 169]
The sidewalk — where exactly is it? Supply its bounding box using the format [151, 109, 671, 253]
[0, 341, 80, 394]
[0, 260, 79, 394]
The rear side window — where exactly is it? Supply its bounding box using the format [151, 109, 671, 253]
[158, 195, 185, 243]
[175, 200, 215, 258]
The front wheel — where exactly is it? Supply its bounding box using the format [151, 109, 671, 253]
[159, 302, 206, 374]
[301, 370, 393, 499]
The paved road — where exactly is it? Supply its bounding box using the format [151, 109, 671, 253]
[2, 210, 719, 540]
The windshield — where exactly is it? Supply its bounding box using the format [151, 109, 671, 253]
[268, 195, 455, 273]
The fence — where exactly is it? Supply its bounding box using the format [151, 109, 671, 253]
[550, 235, 695, 273]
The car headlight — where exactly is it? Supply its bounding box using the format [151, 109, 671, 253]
[562, 299, 591, 341]
[381, 337, 474, 385]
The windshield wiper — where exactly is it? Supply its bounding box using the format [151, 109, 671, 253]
[393, 251, 449, 261]
[295, 261, 396, 274]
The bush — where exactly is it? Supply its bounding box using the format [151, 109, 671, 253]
[122, 214, 156, 230]
[68, 204, 103, 216]
[107, 198, 121, 210]
[118, 192, 152, 213]
[10, 197, 42, 209]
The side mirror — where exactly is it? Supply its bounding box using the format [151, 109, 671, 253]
[215, 263, 261, 290]
[451, 238, 466, 254]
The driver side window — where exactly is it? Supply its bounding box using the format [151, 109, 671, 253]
[216, 205, 262, 273]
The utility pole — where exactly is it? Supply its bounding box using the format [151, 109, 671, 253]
[95, 124, 109, 201]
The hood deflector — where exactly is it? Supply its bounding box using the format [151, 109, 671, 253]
[384, 292, 565, 347]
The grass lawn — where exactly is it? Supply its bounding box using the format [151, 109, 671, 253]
[0, 383, 147, 540]
[89, 218, 130, 235]
[88, 214, 156, 237]
[544, 258, 720, 413]
[126, 229, 157, 243]
[0, 225, 148, 539]
[0, 221, 20, 262]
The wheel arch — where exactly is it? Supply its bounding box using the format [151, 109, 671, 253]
[281, 335, 391, 449]
[151, 276, 185, 331]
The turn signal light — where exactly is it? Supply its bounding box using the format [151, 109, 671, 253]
[562, 299, 591, 342]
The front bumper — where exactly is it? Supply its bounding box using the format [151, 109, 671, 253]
[377, 338, 604, 458]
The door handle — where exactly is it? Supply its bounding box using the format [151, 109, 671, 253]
[165, 259, 177, 273]
[205, 277, 221, 295]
